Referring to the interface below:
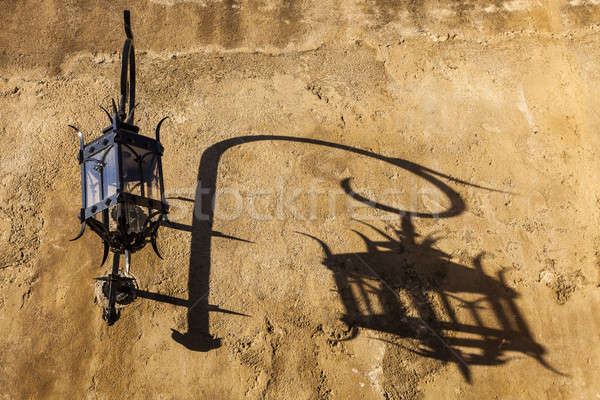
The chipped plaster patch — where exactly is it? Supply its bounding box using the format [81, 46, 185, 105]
[367, 340, 386, 396]
[517, 86, 536, 130]
[568, 0, 600, 5]
[150, 0, 209, 5]
[484, 4, 500, 12]
[430, 7, 456, 18]
[503, 0, 533, 11]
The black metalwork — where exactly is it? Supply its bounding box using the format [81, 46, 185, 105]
[70, 10, 169, 325]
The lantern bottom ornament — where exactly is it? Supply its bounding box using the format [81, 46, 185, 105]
[70, 10, 169, 325]
[94, 252, 139, 324]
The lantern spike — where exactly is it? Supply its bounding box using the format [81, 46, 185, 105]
[70, 221, 86, 241]
[111, 98, 119, 122]
[125, 103, 139, 124]
[68, 125, 84, 150]
[99, 105, 112, 123]
[155, 116, 169, 143]
[151, 235, 163, 259]
[101, 241, 110, 266]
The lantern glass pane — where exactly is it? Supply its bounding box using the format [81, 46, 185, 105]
[85, 161, 101, 206]
[103, 147, 118, 199]
[142, 152, 160, 201]
[85, 146, 117, 206]
[121, 144, 160, 200]
[121, 145, 141, 196]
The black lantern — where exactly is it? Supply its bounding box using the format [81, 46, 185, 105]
[70, 10, 169, 325]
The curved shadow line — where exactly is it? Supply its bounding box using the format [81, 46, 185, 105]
[172, 134, 498, 351]
[341, 176, 460, 219]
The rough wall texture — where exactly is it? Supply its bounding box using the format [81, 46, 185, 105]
[2, 0, 600, 398]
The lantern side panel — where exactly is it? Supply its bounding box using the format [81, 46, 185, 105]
[120, 144, 159, 200]
[84, 146, 118, 210]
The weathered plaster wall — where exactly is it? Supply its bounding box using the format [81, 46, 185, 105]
[1, 1, 600, 398]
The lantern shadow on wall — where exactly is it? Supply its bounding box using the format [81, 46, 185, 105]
[298, 215, 563, 383]
[170, 134, 564, 385]
[170, 135, 487, 351]
[164, 135, 560, 382]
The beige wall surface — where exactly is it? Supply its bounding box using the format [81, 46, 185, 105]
[1, 1, 600, 399]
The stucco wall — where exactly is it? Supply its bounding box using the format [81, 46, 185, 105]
[1, 1, 600, 398]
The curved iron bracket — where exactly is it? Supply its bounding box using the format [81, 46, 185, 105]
[68, 125, 84, 150]
[70, 221, 86, 241]
[99, 105, 112, 124]
[151, 234, 163, 259]
[155, 116, 169, 143]
[101, 240, 110, 266]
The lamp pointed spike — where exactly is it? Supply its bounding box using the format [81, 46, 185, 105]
[125, 103, 139, 124]
[67, 125, 84, 150]
[155, 116, 169, 142]
[110, 99, 120, 130]
[101, 241, 110, 266]
[99, 105, 112, 123]
[151, 235, 163, 259]
[70, 221, 86, 241]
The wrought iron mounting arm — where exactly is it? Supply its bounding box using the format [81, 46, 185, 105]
[120, 10, 136, 124]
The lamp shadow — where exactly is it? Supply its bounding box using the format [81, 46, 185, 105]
[166, 134, 558, 384]
[297, 215, 562, 383]
[169, 134, 479, 351]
